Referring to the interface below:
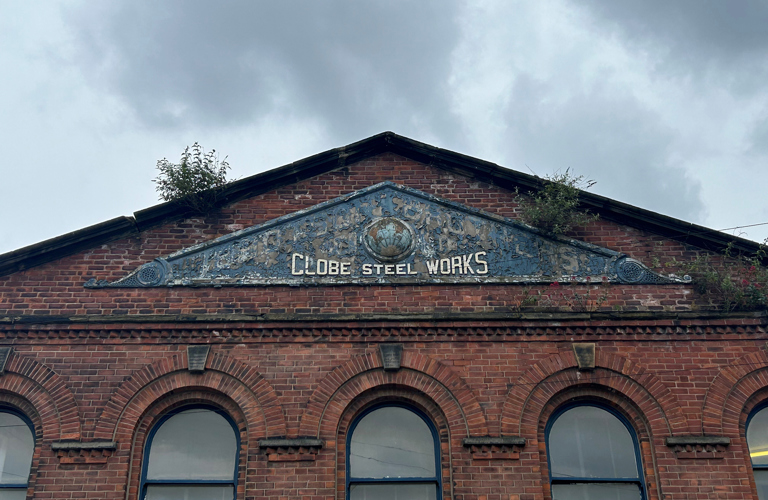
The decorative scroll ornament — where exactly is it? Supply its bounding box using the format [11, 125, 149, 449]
[85, 182, 690, 288]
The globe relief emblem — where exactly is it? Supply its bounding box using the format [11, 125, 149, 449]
[362, 218, 416, 262]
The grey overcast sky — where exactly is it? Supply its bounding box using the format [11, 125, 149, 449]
[2, 0, 768, 254]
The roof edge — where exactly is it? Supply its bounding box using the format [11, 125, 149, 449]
[1, 131, 763, 276]
[380, 134, 763, 256]
[0, 216, 138, 276]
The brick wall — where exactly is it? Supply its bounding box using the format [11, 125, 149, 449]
[1, 153, 766, 499]
[0, 154, 709, 317]
[0, 330, 765, 499]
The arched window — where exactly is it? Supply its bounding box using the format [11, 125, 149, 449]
[0, 408, 35, 500]
[347, 404, 441, 500]
[747, 405, 768, 499]
[546, 403, 645, 500]
[140, 406, 239, 500]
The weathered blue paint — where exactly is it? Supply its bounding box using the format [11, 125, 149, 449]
[84, 182, 688, 288]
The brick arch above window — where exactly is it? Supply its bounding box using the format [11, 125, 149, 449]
[0, 392, 44, 498]
[297, 350, 488, 439]
[126, 390, 250, 500]
[109, 371, 270, 447]
[335, 388, 454, 500]
[336, 387, 453, 443]
[500, 349, 688, 437]
[536, 386, 662, 500]
[94, 350, 286, 441]
[0, 393, 44, 440]
[704, 349, 768, 436]
[3, 352, 81, 440]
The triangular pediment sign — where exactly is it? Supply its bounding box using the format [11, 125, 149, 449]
[85, 182, 687, 288]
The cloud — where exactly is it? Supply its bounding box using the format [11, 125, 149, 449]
[448, 0, 705, 222]
[5, 0, 768, 257]
[577, 0, 768, 90]
[66, 0, 463, 142]
[503, 75, 704, 221]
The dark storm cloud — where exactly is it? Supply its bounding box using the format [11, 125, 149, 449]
[503, 74, 704, 221]
[67, 0, 461, 141]
[579, 0, 768, 83]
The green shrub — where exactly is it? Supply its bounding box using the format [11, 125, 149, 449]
[668, 242, 768, 312]
[153, 143, 231, 214]
[515, 169, 598, 235]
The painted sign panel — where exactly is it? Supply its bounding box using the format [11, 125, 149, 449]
[85, 182, 686, 288]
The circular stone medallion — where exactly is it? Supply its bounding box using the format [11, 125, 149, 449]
[362, 217, 416, 262]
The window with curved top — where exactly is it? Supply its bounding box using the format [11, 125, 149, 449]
[747, 405, 768, 499]
[0, 409, 35, 500]
[347, 404, 441, 500]
[546, 403, 645, 500]
[140, 406, 239, 500]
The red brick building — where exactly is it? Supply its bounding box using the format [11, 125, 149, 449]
[1, 132, 767, 500]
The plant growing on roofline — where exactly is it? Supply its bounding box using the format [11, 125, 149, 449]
[514, 168, 599, 235]
[666, 240, 768, 312]
[153, 142, 231, 215]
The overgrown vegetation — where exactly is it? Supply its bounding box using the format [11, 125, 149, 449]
[515, 169, 599, 235]
[667, 242, 768, 312]
[153, 143, 231, 214]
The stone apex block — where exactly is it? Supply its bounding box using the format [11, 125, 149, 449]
[379, 343, 404, 371]
[572, 343, 595, 371]
[0, 347, 11, 375]
[187, 345, 211, 373]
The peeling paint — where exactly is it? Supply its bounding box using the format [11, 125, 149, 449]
[84, 182, 689, 288]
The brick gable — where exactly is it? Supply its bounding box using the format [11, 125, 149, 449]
[0, 136, 766, 500]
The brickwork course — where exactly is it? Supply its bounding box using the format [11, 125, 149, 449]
[1, 132, 767, 499]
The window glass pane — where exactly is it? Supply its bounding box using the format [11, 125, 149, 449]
[749, 407, 768, 466]
[350, 407, 436, 479]
[552, 483, 642, 500]
[146, 409, 237, 480]
[755, 469, 768, 500]
[0, 489, 29, 500]
[549, 406, 638, 479]
[350, 483, 437, 500]
[0, 412, 34, 485]
[145, 485, 233, 500]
